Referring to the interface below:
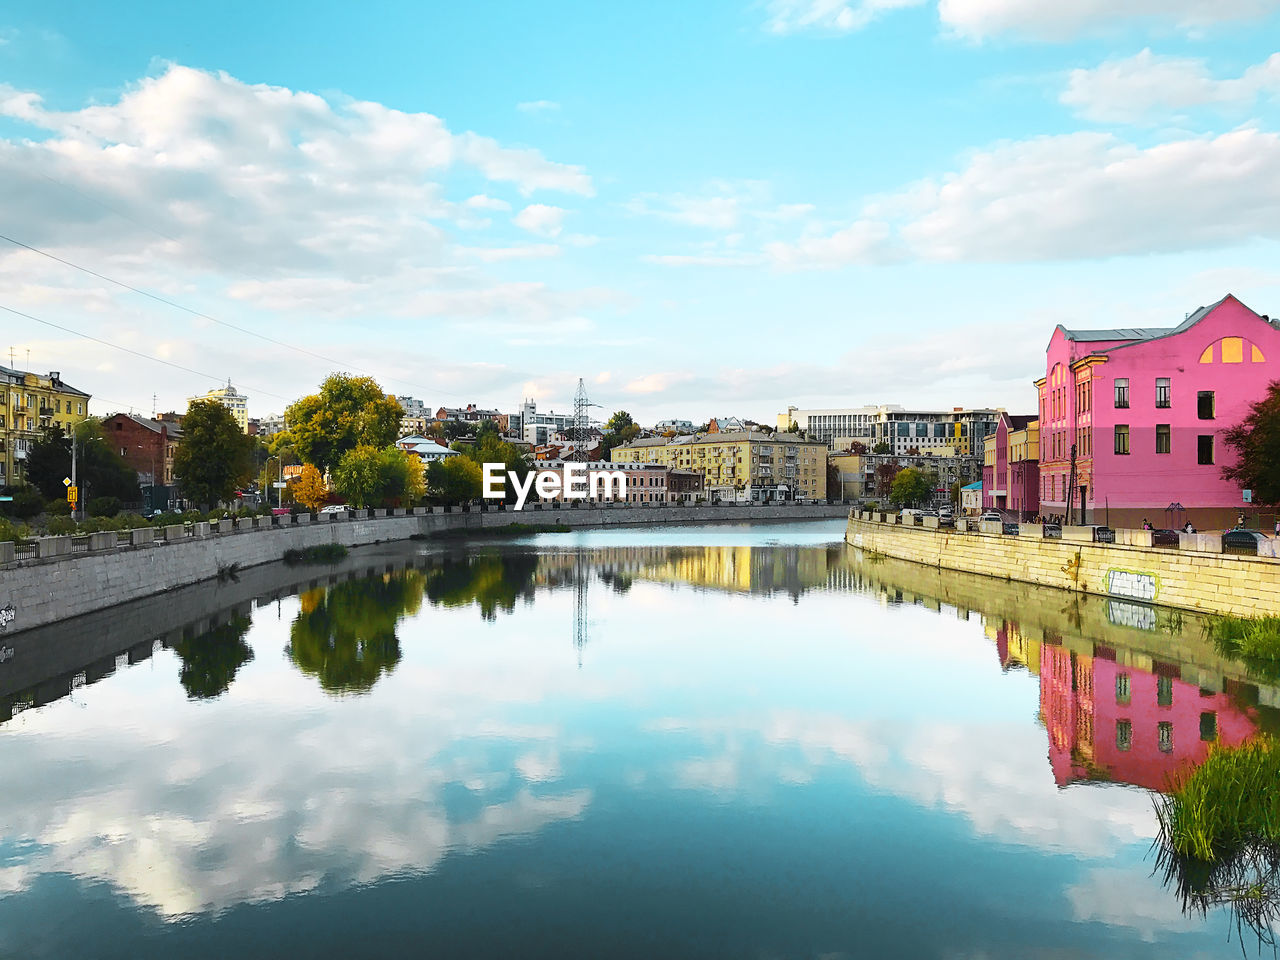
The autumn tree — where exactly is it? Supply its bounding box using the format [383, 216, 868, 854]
[285, 373, 401, 473]
[293, 464, 328, 512]
[1223, 381, 1280, 504]
[173, 401, 256, 508]
[427, 456, 483, 505]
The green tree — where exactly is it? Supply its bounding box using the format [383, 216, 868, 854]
[889, 467, 933, 506]
[287, 573, 422, 694]
[442, 419, 471, 441]
[426, 456, 483, 504]
[872, 441, 892, 454]
[24, 425, 72, 499]
[173, 616, 254, 699]
[454, 434, 529, 503]
[606, 410, 635, 433]
[174, 401, 256, 508]
[333, 444, 425, 508]
[332, 444, 384, 507]
[285, 373, 401, 472]
[26, 422, 139, 502]
[600, 412, 641, 460]
[424, 553, 540, 620]
[1224, 381, 1280, 504]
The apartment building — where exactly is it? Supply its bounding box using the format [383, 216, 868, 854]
[0, 366, 91, 487]
[101, 413, 182, 486]
[981, 414, 1040, 519]
[189, 381, 249, 433]
[515, 399, 575, 446]
[612, 430, 828, 501]
[779, 404, 1001, 456]
[530, 460, 673, 504]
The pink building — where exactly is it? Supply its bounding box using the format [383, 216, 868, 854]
[981, 413, 1039, 518]
[1037, 294, 1280, 529]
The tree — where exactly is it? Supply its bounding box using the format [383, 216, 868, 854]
[600, 421, 640, 460]
[950, 480, 961, 508]
[427, 456, 482, 504]
[606, 410, 635, 433]
[285, 373, 401, 472]
[846, 440, 868, 455]
[173, 616, 254, 699]
[874, 460, 899, 497]
[872, 441, 892, 454]
[442, 419, 471, 441]
[1224, 381, 1280, 504]
[786, 420, 799, 434]
[332, 444, 423, 508]
[889, 467, 933, 506]
[293, 464, 328, 512]
[826, 461, 841, 498]
[173, 401, 255, 508]
[26, 422, 139, 502]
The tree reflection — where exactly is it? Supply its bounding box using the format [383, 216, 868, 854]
[423, 553, 538, 620]
[287, 572, 423, 694]
[173, 615, 254, 700]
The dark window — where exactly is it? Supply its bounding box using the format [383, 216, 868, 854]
[1200, 711, 1217, 742]
[1198, 435, 1214, 465]
[1197, 391, 1215, 420]
[1158, 721, 1174, 753]
[1156, 424, 1171, 455]
[1116, 720, 1133, 751]
[1114, 378, 1129, 408]
[1157, 674, 1173, 707]
[1156, 378, 1171, 408]
[1116, 674, 1131, 705]
[1114, 425, 1130, 455]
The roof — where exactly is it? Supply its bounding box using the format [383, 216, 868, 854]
[961, 481, 982, 490]
[615, 430, 818, 449]
[396, 435, 456, 456]
[106, 413, 184, 437]
[0, 365, 92, 397]
[1005, 414, 1036, 430]
[1058, 295, 1271, 355]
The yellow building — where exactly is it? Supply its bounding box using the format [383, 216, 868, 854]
[611, 430, 828, 500]
[188, 380, 249, 433]
[0, 366, 92, 487]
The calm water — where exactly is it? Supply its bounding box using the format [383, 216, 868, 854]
[0, 520, 1269, 958]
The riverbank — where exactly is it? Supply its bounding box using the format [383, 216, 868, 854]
[0, 502, 849, 635]
[846, 513, 1280, 618]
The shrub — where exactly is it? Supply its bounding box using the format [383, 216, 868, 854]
[87, 496, 121, 518]
[3, 486, 44, 519]
[47, 516, 77, 535]
[45, 498, 72, 517]
[283, 543, 348, 565]
[0, 517, 30, 543]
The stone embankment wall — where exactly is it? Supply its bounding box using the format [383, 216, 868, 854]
[0, 502, 848, 635]
[846, 513, 1280, 618]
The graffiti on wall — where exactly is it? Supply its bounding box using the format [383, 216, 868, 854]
[1106, 568, 1159, 603]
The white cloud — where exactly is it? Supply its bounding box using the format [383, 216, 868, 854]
[641, 252, 765, 267]
[764, 0, 926, 34]
[459, 244, 561, 263]
[465, 194, 512, 212]
[765, 0, 1280, 38]
[768, 127, 1280, 266]
[938, 0, 1280, 40]
[1061, 49, 1280, 123]
[513, 203, 567, 238]
[517, 99, 561, 113]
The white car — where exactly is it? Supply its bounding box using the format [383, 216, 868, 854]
[319, 504, 350, 514]
[978, 512, 1002, 522]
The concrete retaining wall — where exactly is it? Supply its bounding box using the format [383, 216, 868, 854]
[0, 502, 848, 635]
[846, 515, 1280, 618]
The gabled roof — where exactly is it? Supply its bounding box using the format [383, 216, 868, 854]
[1055, 294, 1272, 356]
[106, 412, 184, 437]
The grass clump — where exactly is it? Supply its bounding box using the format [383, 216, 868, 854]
[283, 543, 349, 565]
[1206, 615, 1280, 680]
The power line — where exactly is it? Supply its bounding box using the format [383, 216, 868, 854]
[0, 302, 292, 403]
[0, 230, 469, 403]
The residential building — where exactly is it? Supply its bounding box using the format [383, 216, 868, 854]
[981, 414, 1040, 519]
[667, 469, 705, 503]
[516, 399, 575, 446]
[1036, 294, 1280, 528]
[528, 460, 673, 504]
[779, 404, 1001, 456]
[0, 366, 91, 487]
[395, 435, 459, 463]
[399, 415, 431, 437]
[612, 430, 828, 501]
[101, 413, 182, 486]
[436, 403, 507, 431]
[397, 396, 429, 419]
[258, 413, 286, 437]
[960, 481, 982, 516]
[654, 419, 694, 434]
[189, 380, 249, 433]
[833, 448, 979, 504]
[707, 416, 746, 434]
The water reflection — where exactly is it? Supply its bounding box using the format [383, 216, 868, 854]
[3, 531, 1277, 958]
[287, 571, 423, 694]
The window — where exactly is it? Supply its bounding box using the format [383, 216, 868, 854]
[1200, 711, 1217, 742]
[1114, 425, 1130, 455]
[1158, 721, 1174, 753]
[1114, 378, 1129, 408]
[1197, 391, 1215, 420]
[1156, 424, 1171, 455]
[1116, 673, 1131, 705]
[1116, 720, 1133, 752]
[1156, 378, 1171, 408]
[1157, 674, 1173, 707]
[1198, 435, 1214, 465]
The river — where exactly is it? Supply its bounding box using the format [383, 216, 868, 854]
[0, 519, 1270, 958]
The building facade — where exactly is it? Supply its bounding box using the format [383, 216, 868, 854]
[101, 414, 182, 486]
[516, 400, 575, 446]
[189, 381, 249, 433]
[780, 404, 1001, 456]
[1036, 294, 1280, 529]
[981, 414, 1040, 518]
[0, 366, 91, 487]
[654, 419, 694, 433]
[527, 460, 673, 504]
[612, 431, 828, 501]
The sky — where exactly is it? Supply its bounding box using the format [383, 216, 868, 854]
[3, 1, 1280, 425]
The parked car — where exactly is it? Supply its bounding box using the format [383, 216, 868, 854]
[978, 512, 1002, 523]
[938, 514, 955, 528]
[1223, 529, 1268, 555]
[319, 504, 350, 514]
[1151, 528, 1180, 547]
[1002, 522, 1020, 535]
[1093, 526, 1116, 544]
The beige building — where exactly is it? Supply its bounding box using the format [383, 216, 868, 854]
[189, 380, 249, 433]
[1, 366, 91, 487]
[612, 430, 828, 501]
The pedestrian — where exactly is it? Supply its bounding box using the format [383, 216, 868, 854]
[1142, 518, 1152, 530]
[1183, 520, 1195, 534]
[1274, 517, 1279, 538]
[1239, 513, 1247, 529]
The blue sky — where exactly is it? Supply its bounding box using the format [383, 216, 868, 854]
[3, 1, 1280, 424]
